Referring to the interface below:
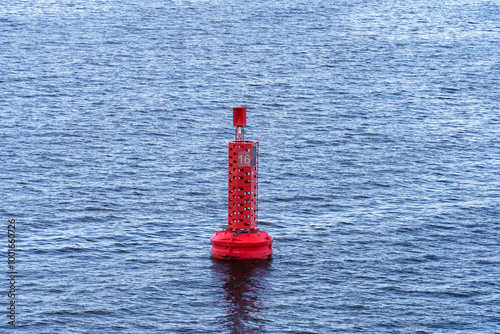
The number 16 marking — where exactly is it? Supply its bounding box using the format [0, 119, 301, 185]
[238, 152, 252, 167]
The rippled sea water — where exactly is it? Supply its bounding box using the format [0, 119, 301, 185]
[1, 0, 499, 333]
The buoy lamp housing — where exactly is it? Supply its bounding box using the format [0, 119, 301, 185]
[210, 107, 273, 260]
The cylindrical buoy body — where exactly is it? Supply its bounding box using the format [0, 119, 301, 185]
[210, 107, 273, 260]
[210, 229, 273, 260]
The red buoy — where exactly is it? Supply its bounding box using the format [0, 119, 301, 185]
[210, 107, 273, 260]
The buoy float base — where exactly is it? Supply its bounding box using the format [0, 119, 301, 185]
[210, 229, 273, 260]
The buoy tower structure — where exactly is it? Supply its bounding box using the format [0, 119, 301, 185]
[210, 107, 273, 260]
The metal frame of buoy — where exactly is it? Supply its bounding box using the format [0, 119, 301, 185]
[210, 107, 273, 260]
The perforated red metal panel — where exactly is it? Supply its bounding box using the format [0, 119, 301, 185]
[228, 141, 258, 230]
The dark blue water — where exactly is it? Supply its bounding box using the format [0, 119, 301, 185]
[1, 0, 499, 332]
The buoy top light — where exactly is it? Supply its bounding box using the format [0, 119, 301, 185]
[233, 107, 246, 141]
[233, 107, 246, 126]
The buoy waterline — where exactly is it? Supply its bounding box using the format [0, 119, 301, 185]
[210, 107, 273, 260]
